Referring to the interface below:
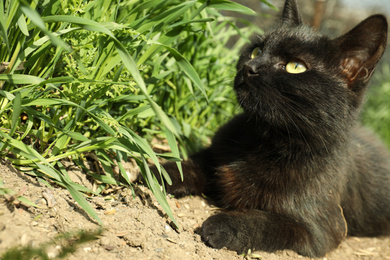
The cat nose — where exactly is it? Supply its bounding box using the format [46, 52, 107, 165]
[244, 59, 264, 76]
[244, 64, 259, 76]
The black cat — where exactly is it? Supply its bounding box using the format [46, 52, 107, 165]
[145, 0, 390, 257]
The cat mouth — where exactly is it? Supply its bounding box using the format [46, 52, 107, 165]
[234, 69, 245, 87]
[234, 68, 261, 90]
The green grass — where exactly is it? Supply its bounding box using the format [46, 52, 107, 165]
[0, 0, 266, 226]
[362, 63, 390, 147]
[1, 229, 103, 260]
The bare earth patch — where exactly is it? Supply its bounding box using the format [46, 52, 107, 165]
[0, 162, 389, 260]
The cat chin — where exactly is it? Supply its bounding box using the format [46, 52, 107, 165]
[236, 98, 329, 139]
[234, 83, 290, 128]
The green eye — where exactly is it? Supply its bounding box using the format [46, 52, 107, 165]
[285, 61, 307, 74]
[250, 47, 262, 59]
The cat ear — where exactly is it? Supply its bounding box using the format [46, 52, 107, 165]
[281, 0, 302, 26]
[337, 15, 388, 90]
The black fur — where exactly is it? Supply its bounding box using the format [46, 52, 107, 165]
[145, 0, 390, 257]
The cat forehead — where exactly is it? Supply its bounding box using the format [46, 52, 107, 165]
[255, 26, 334, 57]
[264, 26, 327, 48]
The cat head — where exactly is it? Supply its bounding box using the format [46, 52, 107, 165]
[234, 0, 388, 138]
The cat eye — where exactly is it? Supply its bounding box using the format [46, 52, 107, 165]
[250, 47, 262, 59]
[285, 61, 307, 74]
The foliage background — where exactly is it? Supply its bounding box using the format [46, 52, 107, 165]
[0, 0, 263, 225]
[1, 0, 389, 228]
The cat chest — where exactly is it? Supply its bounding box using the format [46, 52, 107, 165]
[213, 163, 313, 213]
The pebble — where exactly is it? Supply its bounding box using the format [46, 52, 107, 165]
[83, 247, 92, 252]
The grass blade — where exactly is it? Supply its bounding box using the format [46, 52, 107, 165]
[19, 2, 71, 52]
[0, 90, 15, 100]
[63, 179, 102, 224]
[42, 15, 114, 37]
[201, 0, 256, 14]
[165, 129, 183, 181]
[17, 196, 39, 208]
[17, 13, 29, 36]
[10, 92, 22, 136]
[141, 156, 178, 228]
[153, 42, 207, 101]
[0, 3, 10, 53]
[114, 40, 180, 135]
[0, 130, 49, 164]
[0, 74, 45, 85]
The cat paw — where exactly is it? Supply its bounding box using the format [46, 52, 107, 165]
[201, 213, 250, 253]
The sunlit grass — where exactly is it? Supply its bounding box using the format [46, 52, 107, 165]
[1, 229, 103, 260]
[362, 63, 390, 147]
[0, 0, 263, 226]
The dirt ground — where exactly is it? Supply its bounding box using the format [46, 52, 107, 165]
[0, 160, 389, 260]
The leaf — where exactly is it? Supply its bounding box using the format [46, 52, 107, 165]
[119, 126, 161, 170]
[141, 157, 178, 228]
[160, 166, 172, 186]
[63, 131, 89, 142]
[23, 97, 116, 136]
[113, 41, 148, 95]
[127, 0, 166, 16]
[10, 92, 22, 136]
[35, 163, 101, 224]
[71, 138, 117, 155]
[0, 4, 10, 52]
[152, 41, 208, 101]
[19, 2, 71, 52]
[165, 129, 183, 181]
[89, 173, 120, 185]
[136, 26, 184, 65]
[261, 0, 279, 11]
[108, 95, 147, 103]
[0, 130, 50, 165]
[64, 179, 102, 225]
[86, 113, 116, 136]
[136, 1, 197, 33]
[35, 164, 62, 182]
[22, 98, 71, 106]
[17, 13, 29, 36]
[114, 40, 180, 135]
[0, 90, 15, 100]
[200, 0, 256, 14]
[17, 196, 39, 208]
[20, 119, 33, 140]
[115, 151, 132, 186]
[0, 74, 45, 85]
[42, 15, 114, 37]
[22, 106, 55, 126]
[117, 105, 152, 122]
[167, 17, 215, 28]
[22, 28, 79, 58]
[149, 99, 181, 136]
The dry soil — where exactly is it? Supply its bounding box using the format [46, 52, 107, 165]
[0, 160, 389, 260]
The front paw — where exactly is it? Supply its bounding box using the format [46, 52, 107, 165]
[201, 213, 250, 253]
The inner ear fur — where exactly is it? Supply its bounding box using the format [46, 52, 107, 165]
[337, 15, 388, 89]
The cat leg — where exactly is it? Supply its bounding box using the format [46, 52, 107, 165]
[201, 209, 346, 257]
[141, 148, 214, 197]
